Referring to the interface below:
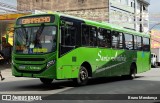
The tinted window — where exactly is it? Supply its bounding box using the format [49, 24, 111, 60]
[112, 31, 123, 49]
[134, 36, 137, 50]
[61, 25, 76, 46]
[82, 25, 97, 46]
[134, 36, 142, 50]
[143, 37, 150, 51]
[124, 33, 133, 50]
[137, 36, 142, 50]
[118, 33, 123, 49]
[98, 28, 111, 48]
[89, 27, 97, 46]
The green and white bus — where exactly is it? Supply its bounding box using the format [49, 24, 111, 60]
[12, 12, 151, 85]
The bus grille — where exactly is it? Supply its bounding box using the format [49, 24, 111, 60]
[15, 58, 45, 61]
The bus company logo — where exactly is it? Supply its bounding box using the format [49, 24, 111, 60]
[96, 51, 126, 62]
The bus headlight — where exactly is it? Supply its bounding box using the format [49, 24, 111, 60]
[47, 60, 56, 68]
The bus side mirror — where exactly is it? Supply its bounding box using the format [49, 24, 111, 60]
[60, 20, 67, 28]
[60, 20, 65, 26]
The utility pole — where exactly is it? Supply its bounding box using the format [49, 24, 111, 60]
[134, 0, 136, 31]
[140, 2, 143, 32]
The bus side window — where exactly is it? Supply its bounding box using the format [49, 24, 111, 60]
[112, 31, 119, 49]
[61, 25, 76, 46]
[98, 28, 111, 48]
[112, 31, 123, 49]
[81, 25, 97, 47]
[142, 37, 150, 51]
[124, 33, 133, 50]
[134, 36, 142, 51]
[137, 36, 142, 50]
[82, 25, 90, 46]
[118, 33, 123, 49]
[134, 36, 137, 50]
[60, 20, 77, 56]
[89, 27, 97, 46]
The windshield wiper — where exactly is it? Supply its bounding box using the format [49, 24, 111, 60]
[35, 23, 45, 48]
[21, 25, 29, 46]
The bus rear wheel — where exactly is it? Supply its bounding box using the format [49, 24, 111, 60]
[40, 78, 53, 85]
[128, 65, 136, 79]
[73, 66, 89, 86]
[122, 65, 136, 80]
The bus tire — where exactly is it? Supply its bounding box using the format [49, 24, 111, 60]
[73, 66, 89, 86]
[40, 78, 53, 85]
[123, 64, 136, 80]
[153, 62, 157, 68]
[128, 64, 136, 79]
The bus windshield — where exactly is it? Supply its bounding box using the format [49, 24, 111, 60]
[14, 26, 57, 54]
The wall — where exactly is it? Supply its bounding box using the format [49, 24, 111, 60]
[17, 0, 109, 21]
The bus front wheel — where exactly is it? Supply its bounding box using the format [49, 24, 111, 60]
[40, 78, 53, 85]
[73, 66, 89, 86]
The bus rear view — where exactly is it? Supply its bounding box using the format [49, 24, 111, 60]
[12, 14, 57, 84]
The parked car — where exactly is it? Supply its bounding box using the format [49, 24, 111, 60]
[151, 53, 158, 68]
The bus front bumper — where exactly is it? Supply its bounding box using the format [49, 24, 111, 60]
[12, 64, 56, 79]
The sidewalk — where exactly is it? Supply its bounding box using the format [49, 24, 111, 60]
[0, 64, 35, 83]
[0, 63, 11, 70]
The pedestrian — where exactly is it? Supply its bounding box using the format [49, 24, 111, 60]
[0, 71, 5, 81]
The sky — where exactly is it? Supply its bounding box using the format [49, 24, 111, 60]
[149, 0, 159, 13]
[0, 0, 17, 6]
[149, 0, 160, 29]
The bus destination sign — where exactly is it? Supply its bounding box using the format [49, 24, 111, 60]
[17, 15, 55, 25]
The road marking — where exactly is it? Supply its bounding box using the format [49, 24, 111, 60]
[0, 87, 74, 94]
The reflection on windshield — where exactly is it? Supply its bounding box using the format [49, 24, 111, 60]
[14, 26, 56, 54]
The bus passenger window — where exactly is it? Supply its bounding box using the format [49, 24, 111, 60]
[124, 33, 133, 50]
[82, 25, 97, 47]
[61, 25, 76, 46]
[134, 36, 142, 50]
[134, 36, 137, 50]
[137, 36, 142, 50]
[98, 28, 111, 48]
[143, 37, 150, 51]
[82, 25, 90, 46]
[89, 27, 97, 46]
[112, 31, 119, 49]
[112, 31, 123, 49]
[118, 33, 123, 49]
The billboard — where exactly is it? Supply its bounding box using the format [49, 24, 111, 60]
[151, 29, 160, 48]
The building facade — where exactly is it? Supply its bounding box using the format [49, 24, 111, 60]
[17, 0, 150, 32]
[135, 0, 150, 32]
[109, 0, 135, 30]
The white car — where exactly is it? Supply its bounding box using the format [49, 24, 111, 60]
[151, 53, 157, 68]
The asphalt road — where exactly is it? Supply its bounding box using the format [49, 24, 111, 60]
[1, 68, 160, 103]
